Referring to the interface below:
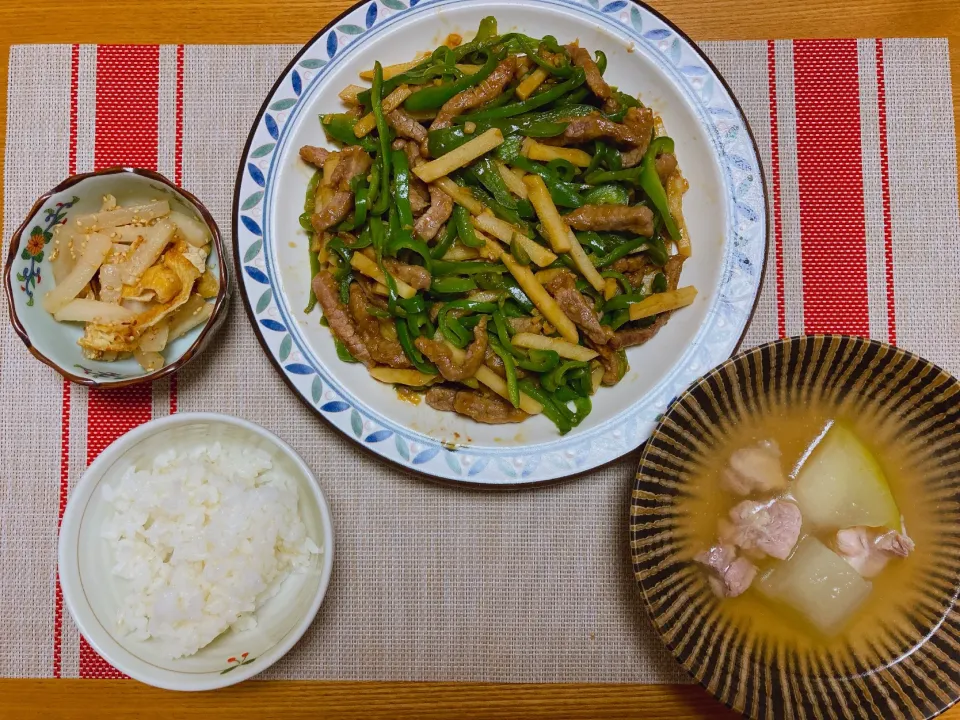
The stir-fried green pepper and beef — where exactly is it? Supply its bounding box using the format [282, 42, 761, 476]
[299, 17, 696, 432]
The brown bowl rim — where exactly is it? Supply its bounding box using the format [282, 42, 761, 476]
[3, 166, 230, 389]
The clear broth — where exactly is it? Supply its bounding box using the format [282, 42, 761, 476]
[682, 398, 935, 656]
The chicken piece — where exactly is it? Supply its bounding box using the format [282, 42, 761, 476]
[414, 184, 454, 241]
[544, 271, 616, 346]
[415, 317, 488, 381]
[721, 499, 802, 561]
[835, 525, 915, 578]
[694, 543, 757, 599]
[313, 272, 373, 367]
[564, 204, 654, 237]
[721, 440, 788, 496]
[565, 43, 611, 101]
[431, 57, 517, 130]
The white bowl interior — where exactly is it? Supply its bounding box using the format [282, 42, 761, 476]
[267, 3, 728, 450]
[9, 172, 222, 383]
[59, 414, 333, 690]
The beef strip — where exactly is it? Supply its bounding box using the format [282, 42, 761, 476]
[311, 191, 353, 233]
[312, 272, 373, 367]
[453, 391, 528, 424]
[309, 146, 373, 233]
[545, 271, 616, 347]
[720, 499, 802, 561]
[431, 57, 517, 130]
[414, 184, 454, 241]
[425, 386, 457, 412]
[551, 107, 654, 153]
[355, 274, 389, 311]
[508, 316, 543, 334]
[694, 543, 757, 599]
[589, 342, 624, 386]
[566, 43, 611, 101]
[383, 258, 431, 291]
[348, 284, 411, 368]
[835, 526, 915, 578]
[612, 255, 651, 275]
[387, 107, 428, 146]
[484, 344, 505, 377]
[656, 152, 678, 184]
[564, 204, 654, 237]
[392, 139, 431, 213]
[614, 255, 685, 347]
[299, 145, 331, 168]
[721, 440, 787, 496]
[415, 317, 488, 381]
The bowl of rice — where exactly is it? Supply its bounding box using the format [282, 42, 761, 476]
[58, 412, 334, 691]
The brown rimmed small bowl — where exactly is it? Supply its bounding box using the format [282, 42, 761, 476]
[4, 167, 230, 388]
[631, 335, 960, 719]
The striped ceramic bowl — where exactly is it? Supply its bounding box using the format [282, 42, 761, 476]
[631, 335, 960, 719]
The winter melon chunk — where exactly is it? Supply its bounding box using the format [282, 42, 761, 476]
[793, 423, 900, 530]
[758, 535, 873, 635]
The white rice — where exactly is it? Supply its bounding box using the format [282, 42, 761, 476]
[101, 441, 319, 659]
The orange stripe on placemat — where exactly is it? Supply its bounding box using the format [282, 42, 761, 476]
[79, 44, 162, 680]
[52, 43, 81, 680]
[793, 39, 870, 336]
[170, 44, 185, 414]
[766, 40, 786, 339]
[875, 39, 897, 345]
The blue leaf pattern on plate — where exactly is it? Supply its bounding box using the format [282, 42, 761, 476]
[299, 58, 326, 69]
[727, 154, 753, 172]
[244, 266, 269, 284]
[250, 144, 275, 159]
[643, 28, 671, 40]
[255, 288, 272, 313]
[409, 0, 421, 6]
[241, 216, 263, 237]
[265, 114, 279, 141]
[351, 409, 363, 437]
[736, 202, 759, 224]
[311, 375, 322, 403]
[365, 4, 377, 28]
[629, 6, 643, 32]
[395, 435, 410, 461]
[601, 1, 627, 12]
[292, 70, 302, 97]
[467, 457, 489, 477]
[412, 447, 439, 465]
[260, 319, 286, 332]
[382, 0, 405, 9]
[279, 335, 292, 362]
[444, 452, 462, 475]
[364, 430, 393, 443]
[248, 163, 265, 187]
[327, 31, 338, 58]
[285, 363, 314, 375]
[269, 98, 296, 111]
[339, 24, 364, 35]
[321, 401, 350, 412]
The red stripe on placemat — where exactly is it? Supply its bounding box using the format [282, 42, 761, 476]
[793, 39, 870, 336]
[875, 39, 897, 345]
[766, 40, 786, 338]
[52, 43, 81, 679]
[170, 44, 185, 415]
[79, 44, 162, 680]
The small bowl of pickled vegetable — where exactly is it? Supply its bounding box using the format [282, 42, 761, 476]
[631, 334, 960, 719]
[4, 167, 230, 388]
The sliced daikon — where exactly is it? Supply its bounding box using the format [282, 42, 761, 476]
[759, 535, 872, 635]
[793, 423, 900, 530]
[74, 200, 170, 231]
[53, 298, 135, 324]
[121, 218, 175, 285]
[168, 210, 210, 247]
[42, 232, 113, 313]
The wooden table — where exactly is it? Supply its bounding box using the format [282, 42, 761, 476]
[1, 0, 958, 717]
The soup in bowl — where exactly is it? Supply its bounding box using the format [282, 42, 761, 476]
[631, 335, 960, 719]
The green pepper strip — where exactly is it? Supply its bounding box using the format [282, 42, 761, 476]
[432, 260, 509, 275]
[516, 348, 560, 373]
[472, 157, 517, 209]
[592, 237, 647, 268]
[370, 63, 392, 216]
[335, 338, 359, 363]
[517, 36, 574, 79]
[462, 68, 586, 122]
[438, 300, 498, 347]
[510, 157, 582, 208]
[546, 159, 578, 182]
[430, 222, 458, 260]
[392, 148, 414, 230]
[517, 380, 572, 434]
[581, 184, 631, 206]
[602, 293, 646, 312]
[555, 86, 591, 108]
[319, 114, 378, 152]
[431, 276, 477, 294]
[601, 269, 632, 295]
[595, 50, 608, 75]
[303, 171, 322, 313]
[604, 309, 631, 331]
[475, 16, 498, 41]
[542, 360, 590, 393]
[489, 337, 520, 408]
[652, 271, 668, 294]
[491, 311, 513, 348]
[405, 50, 502, 112]
[453, 205, 484, 248]
[638, 136, 680, 240]
[395, 319, 438, 374]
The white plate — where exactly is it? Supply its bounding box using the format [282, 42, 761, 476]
[58, 413, 335, 691]
[233, 0, 768, 485]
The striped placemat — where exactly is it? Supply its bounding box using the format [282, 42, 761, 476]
[2, 38, 958, 683]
